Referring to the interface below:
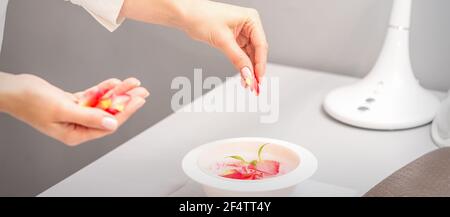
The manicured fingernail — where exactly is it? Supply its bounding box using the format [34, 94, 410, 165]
[257, 77, 263, 90]
[128, 78, 141, 86]
[142, 92, 149, 98]
[135, 98, 146, 110]
[257, 75, 263, 84]
[240, 78, 247, 88]
[143, 90, 150, 98]
[102, 117, 118, 130]
[241, 67, 254, 87]
[138, 99, 146, 107]
[241, 67, 252, 76]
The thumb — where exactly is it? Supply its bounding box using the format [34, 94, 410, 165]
[60, 104, 118, 131]
[217, 32, 257, 88]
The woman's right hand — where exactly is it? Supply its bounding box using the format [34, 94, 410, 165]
[178, 1, 268, 94]
[120, 0, 268, 94]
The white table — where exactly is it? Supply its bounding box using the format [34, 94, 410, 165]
[39, 63, 443, 197]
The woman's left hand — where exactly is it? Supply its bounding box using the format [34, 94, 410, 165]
[0, 73, 149, 146]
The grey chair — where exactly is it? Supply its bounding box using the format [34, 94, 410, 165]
[364, 147, 450, 197]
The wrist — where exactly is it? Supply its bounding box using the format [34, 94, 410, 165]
[169, 0, 205, 30]
[0, 72, 11, 113]
[120, 0, 195, 30]
[0, 72, 20, 114]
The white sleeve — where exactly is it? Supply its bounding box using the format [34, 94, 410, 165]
[67, 0, 125, 32]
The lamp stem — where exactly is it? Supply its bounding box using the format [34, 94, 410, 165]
[366, 0, 416, 88]
[390, 0, 411, 28]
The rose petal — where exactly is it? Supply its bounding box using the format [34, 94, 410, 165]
[79, 88, 109, 107]
[104, 108, 120, 115]
[97, 98, 112, 110]
[255, 160, 280, 175]
[220, 169, 254, 180]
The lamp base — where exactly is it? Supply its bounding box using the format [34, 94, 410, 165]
[431, 94, 450, 147]
[322, 0, 441, 130]
[323, 80, 440, 130]
[432, 122, 450, 147]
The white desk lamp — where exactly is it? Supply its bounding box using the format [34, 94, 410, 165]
[323, 0, 440, 130]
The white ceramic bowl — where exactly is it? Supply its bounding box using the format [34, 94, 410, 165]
[182, 137, 318, 197]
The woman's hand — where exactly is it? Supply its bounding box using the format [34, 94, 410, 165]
[0, 73, 149, 146]
[181, 1, 268, 94]
[120, 0, 268, 94]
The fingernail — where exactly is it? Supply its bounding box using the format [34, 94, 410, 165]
[241, 67, 255, 87]
[241, 67, 252, 77]
[257, 77, 263, 89]
[135, 98, 146, 109]
[143, 90, 150, 98]
[102, 117, 118, 130]
[136, 100, 146, 110]
[240, 78, 247, 88]
[257, 75, 263, 84]
[129, 78, 141, 86]
[140, 99, 146, 106]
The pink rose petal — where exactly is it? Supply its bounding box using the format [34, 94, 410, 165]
[255, 160, 280, 175]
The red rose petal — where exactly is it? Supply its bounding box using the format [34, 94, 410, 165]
[80, 88, 108, 107]
[104, 108, 120, 115]
[220, 169, 254, 180]
[220, 161, 271, 180]
[79, 87, 130, 115]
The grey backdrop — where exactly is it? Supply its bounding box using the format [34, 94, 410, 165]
[0, 0, 449, 196]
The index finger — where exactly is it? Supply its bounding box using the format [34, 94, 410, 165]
[251, 20, 268, 82]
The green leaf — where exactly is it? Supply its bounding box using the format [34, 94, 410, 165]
[258, 143, 269, 161]
[227, 155, 247, 163]
[249, 160, 258, 166]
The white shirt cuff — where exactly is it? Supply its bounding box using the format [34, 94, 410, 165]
[68, 0, 125, 32]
